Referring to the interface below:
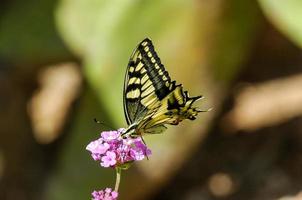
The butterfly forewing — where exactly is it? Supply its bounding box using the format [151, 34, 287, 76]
[123, 38, 174, 125]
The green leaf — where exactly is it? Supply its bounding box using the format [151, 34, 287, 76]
[210, 0, 261, 82]
[258, 0, 302, 48]
[0, 0, 71, 67]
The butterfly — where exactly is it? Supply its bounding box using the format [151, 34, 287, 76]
[122, 38, 206, 138]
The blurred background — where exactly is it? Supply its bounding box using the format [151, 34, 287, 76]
[1, 0, 302, 199]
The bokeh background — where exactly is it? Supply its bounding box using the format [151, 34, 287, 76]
[1, 0, 302, 199]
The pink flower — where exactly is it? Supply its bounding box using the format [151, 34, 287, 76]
[86, 128, 151, 168]
[101, 151, 117, 167]
[87, 129, 151, 199]
[101, 131, 120, 141]
[132, 139, 152, 160]
[92, 188, 118, 200]
[86, 139, 110, 154]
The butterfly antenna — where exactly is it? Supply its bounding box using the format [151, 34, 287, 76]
[140, 135, 149, 160]
[93, 118, 114, 130]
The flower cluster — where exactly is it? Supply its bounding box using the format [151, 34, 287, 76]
[86, 128, 151, 168]
[92, 188, 118, 200]
[87, 128, 151, 199]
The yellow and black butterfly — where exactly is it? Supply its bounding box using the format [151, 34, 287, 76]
[123, 38, 205, 137]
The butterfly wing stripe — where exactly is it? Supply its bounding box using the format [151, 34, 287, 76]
[141, 80, 152, 91]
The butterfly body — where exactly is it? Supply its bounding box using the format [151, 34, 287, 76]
[123, 38, 204, 137]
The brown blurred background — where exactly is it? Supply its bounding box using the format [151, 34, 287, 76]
[1, 0, 302, 199]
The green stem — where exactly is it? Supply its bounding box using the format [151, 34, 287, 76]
[114, 167, 122, 192]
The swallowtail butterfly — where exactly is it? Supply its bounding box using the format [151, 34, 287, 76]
[123, 38, 205, 137]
